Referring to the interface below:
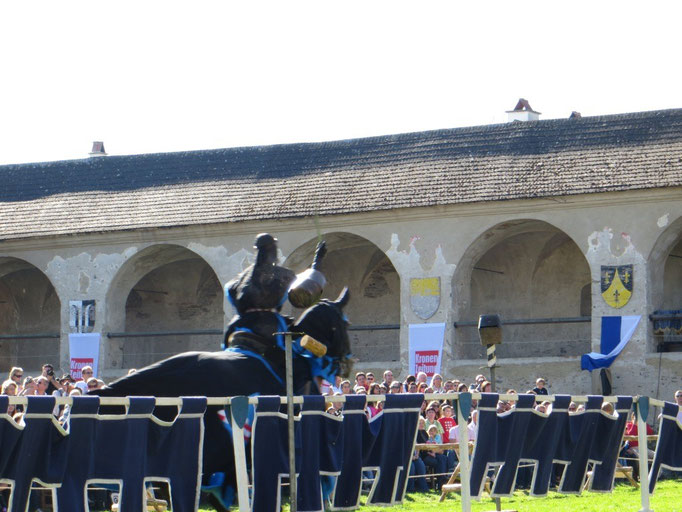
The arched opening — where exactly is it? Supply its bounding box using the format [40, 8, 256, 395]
[0, 257, 60, 372]
[285, 233, 400, 363]
[454, 220, 591, 359]
[107, 245, 223, 369]
[649, 217, 682, 351]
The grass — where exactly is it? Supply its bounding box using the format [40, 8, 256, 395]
[359, 480, 681, 511]
[197, 480, 682, 511]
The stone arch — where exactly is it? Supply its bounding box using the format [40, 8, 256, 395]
[0, 257, 61, 372]
[648, 216, 682, 349]
[452, 219, 591, 360]
[284, 232, 401, 363]
[105, 244, 224, 369]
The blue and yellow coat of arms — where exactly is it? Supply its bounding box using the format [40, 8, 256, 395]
[600, 265, 633, 308]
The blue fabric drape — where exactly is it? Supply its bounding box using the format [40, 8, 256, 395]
[652, 309, 682, 334]
[4, 396, 70, 512]
[470, 394, 631, 498]
[363, 394, 423, 506]
[296, 396, 343, 512]
[588, 396, 632, 492]
[251, 394, 422, 512]
[251, 395, 346, 512]
[649, 401, 682, 493]
[250, 397, 289, 512]
[0, 396, 207, 512]
[331, 395, 375, 510]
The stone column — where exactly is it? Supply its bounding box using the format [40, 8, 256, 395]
[387, 235, 456, 377]
[586, 228, 648, 396]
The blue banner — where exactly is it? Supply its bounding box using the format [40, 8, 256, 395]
[581, 316, 640, 371]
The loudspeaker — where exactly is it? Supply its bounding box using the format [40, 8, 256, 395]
[478, 314, 502, 346]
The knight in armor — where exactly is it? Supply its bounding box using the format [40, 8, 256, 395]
[224, 233, 327, 357]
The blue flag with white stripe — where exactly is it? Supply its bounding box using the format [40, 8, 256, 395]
[581, 316, 640, 371]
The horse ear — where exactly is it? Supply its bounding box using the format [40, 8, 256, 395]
[335, 287, 350, 308]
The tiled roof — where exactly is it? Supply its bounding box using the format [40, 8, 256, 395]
[1, 108, 681, 241]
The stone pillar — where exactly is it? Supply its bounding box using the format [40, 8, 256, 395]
[387, 235, 456, 378]
[586, 228, 649, 396]
[45, 249, 136, 379]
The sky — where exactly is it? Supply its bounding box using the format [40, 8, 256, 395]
[0, 1, 680, 165]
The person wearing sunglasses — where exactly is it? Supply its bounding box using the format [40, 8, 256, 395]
[9, 367, 23, 393]
[75, 366, 94, 393]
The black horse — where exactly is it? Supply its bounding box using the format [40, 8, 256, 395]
[94, 288, 351, 511]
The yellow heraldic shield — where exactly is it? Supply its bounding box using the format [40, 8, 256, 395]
[410, 277, 441, 320]
[600, 265, 633, 308]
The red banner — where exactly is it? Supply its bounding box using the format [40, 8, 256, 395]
[414, 350, 439, 377]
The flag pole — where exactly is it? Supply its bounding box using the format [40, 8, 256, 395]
[284, 332, 297, 512]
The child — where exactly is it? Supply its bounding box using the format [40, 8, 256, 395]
[438, 404, 458, 471]
[426, 424, 443, 445]
[422, 425, 447, 489]
[438, 404, 457, 442]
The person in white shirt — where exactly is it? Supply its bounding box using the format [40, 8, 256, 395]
[75, 366, 94, 393]
[449, 409, 478, 443]
[675, 390, 682, 423]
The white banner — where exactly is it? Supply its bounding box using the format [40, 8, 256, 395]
[408, 323, 445, 377]
[68, 333, 101, 380]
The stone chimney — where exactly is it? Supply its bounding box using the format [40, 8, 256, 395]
[89, 141, 107, 157]
[506, 98, 541, 122]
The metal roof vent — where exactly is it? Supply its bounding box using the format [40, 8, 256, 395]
[506, 98, 541, 122]
[89, 141, 107, 157]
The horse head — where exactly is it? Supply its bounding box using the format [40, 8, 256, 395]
[292, 287, 353, 377]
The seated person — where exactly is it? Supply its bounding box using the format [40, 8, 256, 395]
[424, 405, 444, 438]
[621, 411, 655, 479]
[325, 392, 343, 416]
[601, 401, 616, 417]
[422, 425, 448, 489]
[438, 404, 456, 441]
[535, 401, 552, 414]
[437, 404, 457, 471]
[449, 409, 478, 443]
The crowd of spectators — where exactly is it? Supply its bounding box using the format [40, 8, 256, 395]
[1, 364, 104, 425]
[322, 370, 681, 493]
[321, 370, 554, 491]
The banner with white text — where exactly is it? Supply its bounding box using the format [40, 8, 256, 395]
[68, 333, 101, 380]
[408, 323, 445, 378]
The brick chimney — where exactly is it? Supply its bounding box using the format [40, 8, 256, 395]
[89, 141, 107, 157]
[506, 98, 541, 122]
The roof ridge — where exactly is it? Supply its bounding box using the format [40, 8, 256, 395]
[2, 108, 681, 168]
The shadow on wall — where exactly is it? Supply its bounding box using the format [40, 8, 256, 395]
[454, 221, 591, 360]
[0, 258, 60, 372]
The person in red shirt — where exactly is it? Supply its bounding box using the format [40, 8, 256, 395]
[438, 404, 457, 443]
[437, 403, 458, 472]
[624, 413, 654, 452]
[621, 411, 654, 479]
